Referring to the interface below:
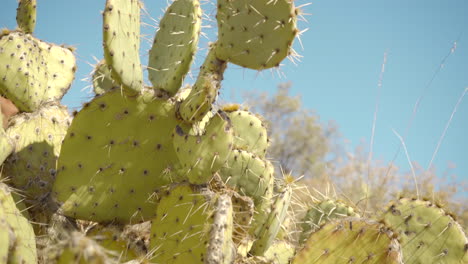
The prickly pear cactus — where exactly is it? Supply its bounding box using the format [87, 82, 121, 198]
[224, 108, 269, 158]
[0, 183, 37, 264]
[102, 0, 143, 94]
[91, 59, 117, 96]
[0, 31, 76, 112]
[216, 0, 298, 69]
[3, 103, 70, 206]
[293, 217, 403, 264]
[0, 115, 13, 165]
[173, 111, 234, 184]
[16, 0, 37, 34]
[53, 89, 189, 223]
[299, 199, 358, 244]
[148, 0, 202, 95]
[148, 183, 235, 264]
[250, 185, 292, 256]
[382, 197, 468, 264]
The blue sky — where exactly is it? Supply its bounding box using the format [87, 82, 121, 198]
[1, 0, 467, 192]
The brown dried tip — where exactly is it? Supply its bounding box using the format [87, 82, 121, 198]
[0, 96, 19, 129]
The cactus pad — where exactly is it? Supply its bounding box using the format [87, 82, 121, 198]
[250, 186, 292, 256]
[219, 149, 274, 204]
[216, 0, 297, 70]
[53, 89, 189, 223]
[173, 111, 233, 184]
[148, 0, 202, 95]
[178, 46, 227, 123]
[149, 183, 235, 264]
[293, 217, 403, 264]
[299, 199, 357, 244]
[264, 240, 295, 264]
[382, 197, 468, 264]
[3, 103, 70, 205]
[0, 183, 37, 264]
[92, 59, 118, 96]
[0, 32, 76, 112]
[16, 0, 37, 34]
[225, 109, 268, 158]
[103, 0, 143, 93]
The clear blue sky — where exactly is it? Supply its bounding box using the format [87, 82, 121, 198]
[1, 0, 467, 192]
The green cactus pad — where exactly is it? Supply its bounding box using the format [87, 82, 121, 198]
[293, 217, 403, 264]
[299, 199, 358, 245]
[0, 214, 12, 264]
[0, 32, 76, 112]
[216, 0, 297, 70]
[178, 45, 227, 123]
[173, 111, 233, 184]
[219, 149, 274, 204]
[0, 127, 13, 165]
[148, 0, 202, 95]
[16, 0, 37, 34]
[149, 183, 235, 264]
[103, 0, 143, 94]
[53, 89, 189, 223]
[225, 109, 268, 158]
[3, 103, 70, 205]
[86, 225, 144, 262]
[264, 240, 295, 264]
[382, 197, 468, 264]
[0, 183, 37, 264]
[92, 59, 118, 96]
[250, 186, 292, 256]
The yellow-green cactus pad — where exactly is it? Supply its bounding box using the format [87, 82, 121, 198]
[148, 0, 202, 95]
[173, 111, 233, 184]
[264, 240, 295, 264]
[178, 46, 227, 123]
[92, 59, 118, 96]
[53, 89, 189, 224]
[382, 197, 468, 264]
[103, 0, 143, 94]
[293, 218, 403, 264]
[16, 0, 37, 34]
[225, 109, 268, 158]
[86, 225, 143, 262]
[216, 0, 297, 70]
[299, 199, 358, 245]
[0, 124, 13, 165]
[250, 186, 292, 256]
[0, 183, 37, 264]
[4, 103, 70, 205]
[219, 149, 274, 204]
[0, 32, 76, 112]
[149, 183, 235, 264]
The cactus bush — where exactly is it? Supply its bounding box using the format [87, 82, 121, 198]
[0, 1, 466, 264]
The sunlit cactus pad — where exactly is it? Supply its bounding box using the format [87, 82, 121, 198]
[0, 183, 37, 264]
[53, 89, 189, 223]
[0, 32, 76, 112]
[293, 217, 403, 264]
[92, 59, 118, 96]
[216, 0, 298, 69]
[16, 0, 37, 34]
[148, 0, 202, 95]
[148, 183, 235, 264]
[299, 199, 358, 244]
[382, 197, 468, 264]
[103, 0, 143, 93]
[4, 103, 70, 205]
